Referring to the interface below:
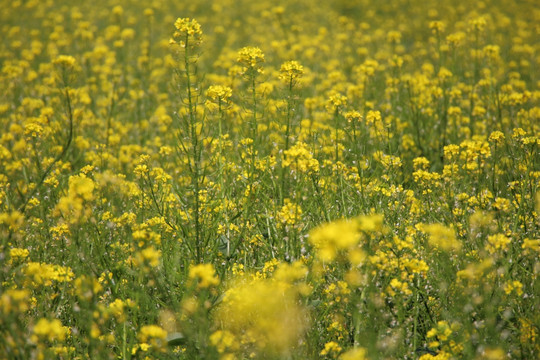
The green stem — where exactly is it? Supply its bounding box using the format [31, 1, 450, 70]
[183, 34, 202, 262]
[281, 78, 294, 205]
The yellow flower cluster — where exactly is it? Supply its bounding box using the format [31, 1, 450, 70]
[32, 318, 69, 343]
[132, 246, 161, 268]
[188, 263, 219, 289]
[138, 324, 167, 349]
[326, 92, 347, 112]
[0, 0, 538, 358]
[420, 223, 461, 252]
[53, 55, 76, 68]
[282, 142, 319, 173]
[54, 174, 95, 224]
[237, 46, 265, 74]
[216, 276, 306, 356]
[207, 85, 233, 103]
[279, 60, 304, 86]
[1, 289, 31, 314]
[309, 215, 383, 263]
[170, 17, 203, 50]
[23, 262, 74, 286]
[277, 198, 302, 227]
[172, 17, 202, 39]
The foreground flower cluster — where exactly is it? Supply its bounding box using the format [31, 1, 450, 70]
[1, 0, 538, 359]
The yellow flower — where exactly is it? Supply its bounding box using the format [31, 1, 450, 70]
[53, 55, 76, 68]
[133, 246, 161, 268]
[386, 30, 402, 44]
[486, 233, 511, 253]
[0, 289, 31, 314]
[279, 60, 304, 86]
[339, 347, 368, 360]
[277, 199, 303, 226]
[320, 341, 342, 356]
[310, 219, 360, 262]
[32, 318, 69, 343]
[54, 174, 95, 224]
[429, 21, 446, 34]
[357, 214, 384, 233]
[0, 211, 24, 231]
[207, 85, 232, 103]
[421, 223, 461, 252]
[23, 262, 74, 286]
[210, 330, 239, 354]
[365, 110, 382, 125]
[504, 280, 523, 296]
[9, 247, 29, 262]
[237, 46, 265, 74]
[327, 92, 347, 112]
[138, 325, 167, 348]
[522, 238, 540, 253]
[345, 110, 362, 123]
[469, 16, 487, 32]
[188, 263, 219, 288]
[68, 174, 95, 201]
[170, 17, 203, 48]
[215, 276, 306, 356]
[283, 142, 319, 173]
[173, 17, 202, 36]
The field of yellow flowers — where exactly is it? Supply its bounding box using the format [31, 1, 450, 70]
[1, 0, 539, 359]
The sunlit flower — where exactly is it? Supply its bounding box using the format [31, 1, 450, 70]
[188, 263, 219, 288]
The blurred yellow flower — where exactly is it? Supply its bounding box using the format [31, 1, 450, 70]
[215, 276, 307, 356]
[310, 219, 359, 262]
[32, 318, 69, 343]
[421, 223, 461, 252]
[188, 263, 219, 288]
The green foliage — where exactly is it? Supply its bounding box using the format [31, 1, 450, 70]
[0, 0, 538, 359]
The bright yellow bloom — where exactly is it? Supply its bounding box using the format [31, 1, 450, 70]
[339, 347, 368, 360]
[9, 247, 29, 262]
[207, 85, 232, 103]
[138, 325, 167, 348]
[188, 263, 219, 288]
[421, 223, 461, 252]
[310, 219, 359, 262]
[345, 110, 362, 123]
[0, 289, 31, 314]
[279, 60, 304, 86]
[32, 318, 69, 343]
[210, 330, 239, 354]
[320, 341, 342, 356]
[283, 142, 319, 173]
[237, 46, 265, 74]
[53, 55, 76, 68]
[486, 233, 511, 253]
[23, 262, 74, 286]
[133, 246, 161, 268]
[173, 18, 202, 36]
[277, 198, 302, 226]
[170, 17, 203, 48]
[327, 92, 347, 112]
[504, 280, 523, 296]
[215, 276, 306, 356]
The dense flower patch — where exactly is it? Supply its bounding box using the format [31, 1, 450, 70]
[0, 0, 538, 359]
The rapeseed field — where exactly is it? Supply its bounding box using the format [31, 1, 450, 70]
[1, 0, 538, 359]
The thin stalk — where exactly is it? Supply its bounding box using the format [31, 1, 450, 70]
[183, 34, 202, 262]
[281, 77, 294, 205]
